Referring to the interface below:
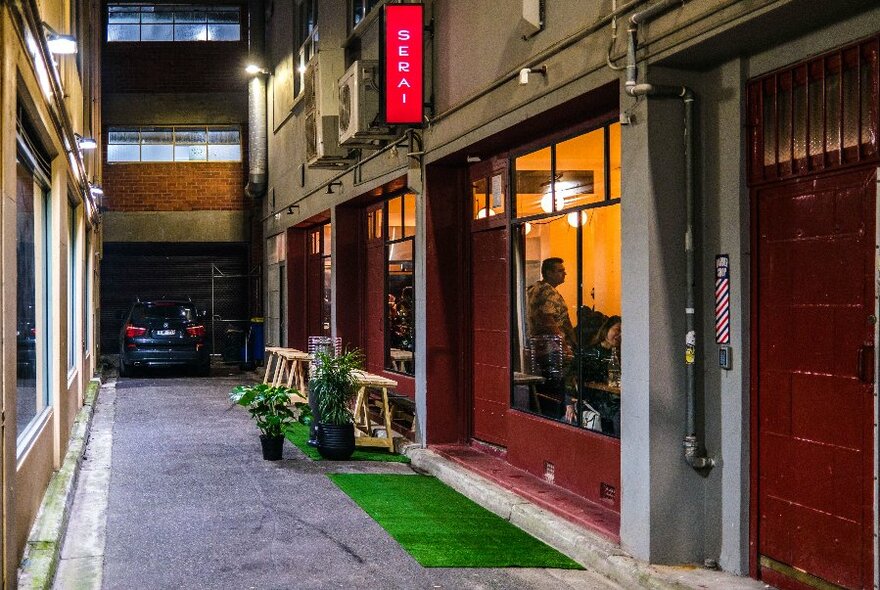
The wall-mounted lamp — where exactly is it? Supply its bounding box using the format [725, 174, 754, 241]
[43, 23, 77, 55]
[466, 155, 481, 163]
[245, 63, 269, 76]
[89, 184, 104, 198]
[518, 65, 547, 85]
[326, 181, 343, 194]
[75, 133, 98, 150]
[286, 204, 298, 215]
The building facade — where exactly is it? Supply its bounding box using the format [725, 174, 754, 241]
[98, 0, 258, 356]
[0, 0, 102, 583]
[261, 1, 879, 589]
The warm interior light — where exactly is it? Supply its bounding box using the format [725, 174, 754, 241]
[475, 208, 496, 219]
[524, 222, 532, 235]
[540, 192, 564, 213]
[567, 210, 588, 227]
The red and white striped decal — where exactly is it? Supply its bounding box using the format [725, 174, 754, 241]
[715, 255, 730, 344]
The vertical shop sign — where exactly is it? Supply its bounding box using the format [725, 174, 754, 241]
[383, 4, 424, 125]
[715, 254, 730, 344]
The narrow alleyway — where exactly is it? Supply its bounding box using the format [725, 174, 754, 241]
[54, 372, 622, 590]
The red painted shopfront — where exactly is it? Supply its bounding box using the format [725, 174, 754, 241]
[424, 83, 624, 527]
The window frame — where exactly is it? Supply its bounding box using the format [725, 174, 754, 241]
[15, 133, 54, 453]
[380, 193, 416, 376]
[106, 4, 242, 43]
[508, 118, 622, 435]
[107, 125, 242, 163]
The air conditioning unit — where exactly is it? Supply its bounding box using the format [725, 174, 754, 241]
[338, 60, 395, 147]
[303, 50, 354, 169]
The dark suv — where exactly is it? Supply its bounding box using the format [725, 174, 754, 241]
[119, 299, 210, 376]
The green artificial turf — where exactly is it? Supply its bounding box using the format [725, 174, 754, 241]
[283, 421, 410, 463]
[328, 473, 583, 569]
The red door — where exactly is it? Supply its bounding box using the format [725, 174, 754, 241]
[755, 168, 876, 590]
[471, 227, 510, 446]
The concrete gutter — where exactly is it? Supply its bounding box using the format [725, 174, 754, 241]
[407, 447, 766, 590]
[17, 378, 102, 590]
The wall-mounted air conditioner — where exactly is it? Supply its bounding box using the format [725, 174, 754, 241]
[303, 49, 354, 169]
[338, 60, 395, 147]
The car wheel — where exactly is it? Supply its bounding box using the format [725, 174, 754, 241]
[119, 360, 131, 377]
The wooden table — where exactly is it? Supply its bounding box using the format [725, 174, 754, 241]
[585, 381, 621, 396]
[389, 348, 413, 372]
[351, 370, 398, 452]
[262, 347, 311, 405]
[514, 371, 545, 410]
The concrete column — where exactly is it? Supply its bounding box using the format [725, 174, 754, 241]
[619, 75, 706, 564]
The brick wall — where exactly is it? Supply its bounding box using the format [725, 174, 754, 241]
[103, 41, 249, 94]
[104, 161, 246, 211]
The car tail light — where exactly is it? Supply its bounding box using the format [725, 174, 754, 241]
[125, 325, 147, 338]
[186, 325, 206, 337]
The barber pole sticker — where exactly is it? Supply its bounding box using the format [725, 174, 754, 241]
[715, 255, 730, 344]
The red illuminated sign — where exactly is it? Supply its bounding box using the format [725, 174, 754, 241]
[384, 4, 423, 125]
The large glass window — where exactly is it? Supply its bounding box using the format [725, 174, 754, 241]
[308, 223, 332, 337]
[68, 204, 78, 371]
[107, 4, 241, 42]
[511, 122, 621, 438]
[383, 194, 415, 375]
[16, 143, 51, 443]
[107, 126, 241, 162]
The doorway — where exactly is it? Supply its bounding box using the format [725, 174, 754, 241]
[754, 168, 876, 590]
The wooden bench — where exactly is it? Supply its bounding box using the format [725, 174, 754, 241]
[351, 370, 398, 452]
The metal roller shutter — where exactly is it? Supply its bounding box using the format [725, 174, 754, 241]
[100, 242, 252, 355]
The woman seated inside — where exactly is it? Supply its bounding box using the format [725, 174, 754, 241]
[565, 315, 622, 436]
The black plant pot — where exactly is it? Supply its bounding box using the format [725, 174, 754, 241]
[260, 434, 284, 461]
[316, 422, 355, 460]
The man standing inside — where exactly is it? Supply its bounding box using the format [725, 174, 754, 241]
[527, 257, 576, 360]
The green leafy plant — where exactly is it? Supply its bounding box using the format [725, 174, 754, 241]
[310, 349, 363, 426]
[229, 383, 297, 438]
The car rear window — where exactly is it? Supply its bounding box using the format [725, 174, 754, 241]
[131, 303, 196, 322]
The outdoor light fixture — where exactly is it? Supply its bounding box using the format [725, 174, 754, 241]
[89, 184, 104, 197]
[286, 205, 298, 215]
[245, 63, 269, 76]
[518, 65, 547, 85]
[326, 181, 343, 194]
[296, 64, 307, 75]
[43, 23, 77, 54]
[466, 155, 481, 163]
[75, 133, 97, 150]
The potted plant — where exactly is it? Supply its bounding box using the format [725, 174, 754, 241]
[309, 349, 363, 460]
[229, 383, 297, 460]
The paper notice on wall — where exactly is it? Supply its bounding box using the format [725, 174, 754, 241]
[491, 174, 503, 208]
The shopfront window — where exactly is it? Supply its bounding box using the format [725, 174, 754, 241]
[308, 223, 332, 337]
[511, 122, 621, 438]
[16, 141, 52, 444]
[384, 193, 415, 375]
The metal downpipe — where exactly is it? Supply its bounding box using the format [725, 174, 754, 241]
[246, 0, 267, 198]
[623, 2, 713, 471]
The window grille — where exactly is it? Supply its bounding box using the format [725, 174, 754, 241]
[748, 35, 879, 184]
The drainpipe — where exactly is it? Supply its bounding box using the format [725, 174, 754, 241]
[246, 0, 268, 198]
[624, 3, 714, 471]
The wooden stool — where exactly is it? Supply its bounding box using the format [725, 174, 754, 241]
[262, 346, 286, 385]
[351, 370, 398, 452]
[276, 348, 311, 404]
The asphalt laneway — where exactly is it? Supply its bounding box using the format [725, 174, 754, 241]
[55, 369, 622, 590]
